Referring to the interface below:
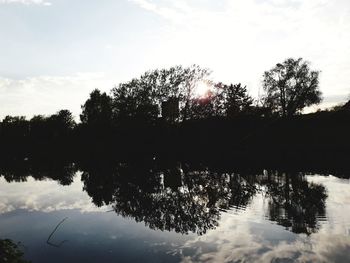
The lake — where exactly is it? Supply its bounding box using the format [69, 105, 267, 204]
[0, 161, 350, 263]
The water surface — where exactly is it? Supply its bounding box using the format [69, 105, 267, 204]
[0, 164, 349, 262]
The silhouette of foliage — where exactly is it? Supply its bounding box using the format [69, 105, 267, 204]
[0, 239, 30, 263]
[213, 83, 254, 117]
[80, 89, 113, 127]
[111, 65, 211, 122]
[187, 92, 216, 119]
[342, 99, 350, 111]
[0, 114, 75, 160]
[50, 110, 76, 131]
[0, 153, 341, 236]
[75, 159, 330, 235]
[261, 171, 327, 235]
[79, 161, 257, 235]
[0, 158, 77, 185]
[0, 63, 350, 176]
[263, 58, 322, 117]
[0, 116, 29, 157]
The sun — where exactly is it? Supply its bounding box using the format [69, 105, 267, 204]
[194, 81, 211, 98]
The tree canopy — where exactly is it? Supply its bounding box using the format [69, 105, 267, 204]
[80, 89, 113, 126]
[263, 58, 322, 117]
[214, 83, 254, 117]
[111, 65, 212, 122]
[110, 65, 256, 122]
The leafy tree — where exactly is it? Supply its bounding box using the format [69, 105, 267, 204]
[263, 58, 322, 117]
[0, 116, 29, 157]
[112, 78, 159, 123]
[343, 99, 350, 110]
[29, 115, 50, 142]
[214, 83, 254, 117]
[80, 89, 113, 126]
[188, 91, 216, 119]
[0, 239, 30, 263]
[47, 110, 76, 140]
[111, 65, 211, 122]
[28, 111, 75, 143]
[1, 116, 28, 138]
[51, 110, 76, 130]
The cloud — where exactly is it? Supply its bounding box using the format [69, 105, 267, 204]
[179, 225, 350, 263]
[0, 72, 115, 120]
[1, 0, 349, 117]
[0, 174, 109, 214]
[0, 0, 51, 5]
[129, 0, 350, 106]
[168, 174, 350, 262]
[177, 199, 350, 262]
[129, 0, 192, 26]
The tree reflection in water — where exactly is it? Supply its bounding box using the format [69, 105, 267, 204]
[79, 160, 327, 236]
[260, 170, 327, 235]
[0, 158, 328, 236]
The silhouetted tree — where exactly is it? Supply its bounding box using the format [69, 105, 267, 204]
[214, 83, 254, 117]
[29, 115, 47, 136]
[50, 110, 75, 130]
[0, 116, 29, 157]
[1, 116, 29, 139]
[111, 65, 211, 122]
[188, 91, 216, 119]
[48, 110, 76, 138]
[25, 110, 76, 156]
[343, 99, 350, 111]
[263, 58, 322, 117]
[80, 89, 113, 127]
[112, 78, 159, 123]
[0, 239, 30, 263]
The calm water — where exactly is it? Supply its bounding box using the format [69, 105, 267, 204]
[0, 164, 350, 263]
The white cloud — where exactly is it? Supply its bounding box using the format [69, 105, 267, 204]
[0, 72, 116, 120]
[0, 0, 51, 5]
[0, 174, 109, 214]
[129, 0, 350, 106]
[129, 0, 191, 24]
[179, 215, 350, 263]
[175, 174, 350, 262]
[1, 0, 349, 117]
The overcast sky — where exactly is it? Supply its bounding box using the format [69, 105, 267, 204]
[0, 0, 349, 119]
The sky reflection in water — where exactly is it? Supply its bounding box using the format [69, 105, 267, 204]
[0, 169, 349, 263]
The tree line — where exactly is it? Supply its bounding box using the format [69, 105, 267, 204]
[0, 57, 349, 160]
[79, 57, 327, 126]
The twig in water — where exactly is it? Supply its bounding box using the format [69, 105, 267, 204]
[46, 217, 68, 248]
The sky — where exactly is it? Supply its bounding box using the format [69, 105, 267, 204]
[0, 0, 349, 119]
